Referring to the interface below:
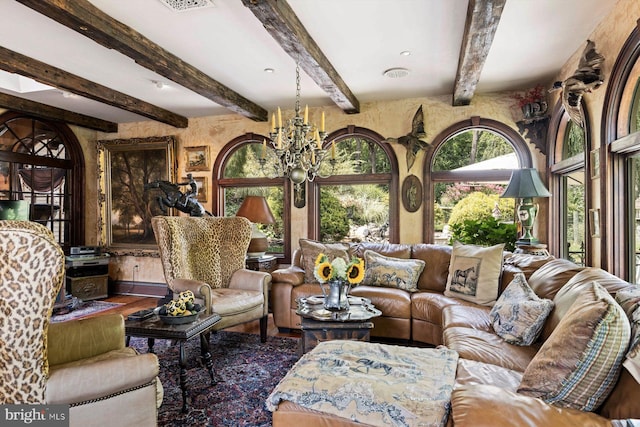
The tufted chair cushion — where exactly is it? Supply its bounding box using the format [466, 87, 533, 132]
[0, 220, 65, 404]
[153, 216, 251, 290]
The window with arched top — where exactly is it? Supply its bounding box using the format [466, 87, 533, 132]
[604, 21, 640, 280]
[0, 112, 84, 252]
[548, 102, 588, 266]
[425, 117, 532, 246]
[308, 126, 399, 243]
[212, 133, 290, 261]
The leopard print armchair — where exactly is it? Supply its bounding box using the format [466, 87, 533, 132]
[152, 216, 271, 342]
[0, 220, 65, 404]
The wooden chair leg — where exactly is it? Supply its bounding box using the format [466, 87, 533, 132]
[260, 315, 268, 343]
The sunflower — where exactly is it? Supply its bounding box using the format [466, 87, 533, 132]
[346, 257, 365, 285]
[314, 259, 333, 283]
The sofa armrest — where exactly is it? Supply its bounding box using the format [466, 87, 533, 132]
[229, 269, 271, 316]
[450, 385, 612, 427]
[47, 313, 126, 367]
[46, 351, 159, 405]
[271, 266, 305, 286]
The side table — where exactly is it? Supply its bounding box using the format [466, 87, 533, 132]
[246, 255, 278, 273]
[296, 295, 382, 354]
[125, 312, 221, 413]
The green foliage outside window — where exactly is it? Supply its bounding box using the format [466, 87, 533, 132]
[319, 190, 350, 242]
[448, 217, 518, 252]
[563, 121, 585, 159]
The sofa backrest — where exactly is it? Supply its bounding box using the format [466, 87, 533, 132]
[348, 241, 411, 259]
[410, 244, 452, 292]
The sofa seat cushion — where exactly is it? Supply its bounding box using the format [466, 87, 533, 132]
[290, 283, 323, 303]
[454, 358, 522, 391]
[443, 326, 539, 372]
[518, 282, 630, 411]
[411, 291, 477, 326]
[210, 288, 264, 316]
[350, 285, 411, 318]
[442, 304, 492, 332]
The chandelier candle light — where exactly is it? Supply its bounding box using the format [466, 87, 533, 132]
[259, 64, 336, 190]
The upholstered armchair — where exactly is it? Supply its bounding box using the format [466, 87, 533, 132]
[152, 216, 271, 342]
[0, 220, 161, 427]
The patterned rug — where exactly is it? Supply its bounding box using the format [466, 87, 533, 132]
[50, 300, 124, 323]
[129, 332, 300, 427]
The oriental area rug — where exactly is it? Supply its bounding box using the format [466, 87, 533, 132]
[129, 332, 300, 427]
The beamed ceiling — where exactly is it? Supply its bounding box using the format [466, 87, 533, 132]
[0, 0, 619, 132]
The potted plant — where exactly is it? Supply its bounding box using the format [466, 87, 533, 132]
[513, 85, 548, 119]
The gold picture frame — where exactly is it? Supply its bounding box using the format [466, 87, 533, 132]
[97, 136, 177, 254]
[589, 208, 600, 238]
[590, 148, 600, 179]
[185, 146, 210, 171]
[182, 176, 208, 203]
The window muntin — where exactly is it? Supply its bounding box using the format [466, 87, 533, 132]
[0, 115, 80, 251]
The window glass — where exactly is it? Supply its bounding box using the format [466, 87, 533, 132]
[562, 120, 586, 159]
[630, 156, 640, 283]
[631, 77, 640, 133]
[563, 171, 586, 266]
[316, 131, 395, 243]
[432, 129, 514, 171]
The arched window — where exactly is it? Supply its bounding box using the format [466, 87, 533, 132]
[308, 126, 399, 243]
[548, 102, 588, 265]
[425, 117, 532, 246]
[0, 112, 84, 252]
[604, 21, 640, 280]
[212, 133, 290, 261]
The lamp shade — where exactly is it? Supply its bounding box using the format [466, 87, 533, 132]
[236, 196, 275, 224]
[501, 168, 551, 199]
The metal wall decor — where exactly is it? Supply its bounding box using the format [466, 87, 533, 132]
[402, 175, 422, 212]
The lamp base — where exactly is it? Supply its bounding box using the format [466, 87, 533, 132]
[247, 225, 268, 259]
[516, 237, 540, 245]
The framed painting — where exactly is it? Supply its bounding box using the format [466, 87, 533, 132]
[590, 148, 600, 179]
[589, 208, 600, 238]
[98, 136, 176, 254]
[185, 146, 210, 171]
[182, 176, 208, 202]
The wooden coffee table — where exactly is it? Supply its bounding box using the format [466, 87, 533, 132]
[296, 296, 382, 354]
[125, 311, 221, 413]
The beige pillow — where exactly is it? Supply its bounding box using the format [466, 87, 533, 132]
[444, 241, 505, 306]
[299, 239, 349, 283]
[518, 282, 631, 411]
[361, 250, 425, 292]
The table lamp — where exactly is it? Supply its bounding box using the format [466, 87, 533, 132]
[500, 168, 551, 245]
[236, 195, 276, 258]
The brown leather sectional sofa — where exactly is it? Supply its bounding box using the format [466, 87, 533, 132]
[270, 241, 640, 425]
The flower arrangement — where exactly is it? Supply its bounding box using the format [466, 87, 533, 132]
[313, 253, 365, 285]
[512, 84, 546, 108]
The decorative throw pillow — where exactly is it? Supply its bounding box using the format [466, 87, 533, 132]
[518, 282, 631, 411]
[489, 273, 554, 346]
[616, 289, 640, 383]
[444, 241, 505, 306]
[361, 250, 425, 292]
[299, 239, 349, 283]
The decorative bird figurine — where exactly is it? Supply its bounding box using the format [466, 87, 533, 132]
[386, 105, 429, 171]
[551, 40, 605, 127]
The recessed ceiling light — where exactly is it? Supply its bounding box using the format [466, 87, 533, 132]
[383, 68, 410, 79]
[157, 0, 215, 12]
[151, 80, 168, 89]
[264, 68, 275, 73]
[400, 50, 411, 56]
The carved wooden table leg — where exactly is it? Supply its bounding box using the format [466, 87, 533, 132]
[179, 341, 189, 413]
[200, 333, 216, 385]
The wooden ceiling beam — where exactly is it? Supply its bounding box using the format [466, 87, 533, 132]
[0, 46, 187, 128]
[242, 0, 360, 114]
[16, 0, 268, 122]
[452, 0, 506, 106]
[0, 92, 117, 133]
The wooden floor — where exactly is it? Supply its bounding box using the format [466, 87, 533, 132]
[95, 294, 299, 339]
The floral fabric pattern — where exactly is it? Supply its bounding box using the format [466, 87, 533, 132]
[267, 341, 458, 427]
[362, 250, 425, 292]
[489, 273, 554, 346]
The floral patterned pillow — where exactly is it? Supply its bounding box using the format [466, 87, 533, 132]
[489, 273, 554, 346]
[362, 250, 425, 292]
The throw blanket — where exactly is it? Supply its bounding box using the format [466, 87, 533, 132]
[267, 341, 459, 427]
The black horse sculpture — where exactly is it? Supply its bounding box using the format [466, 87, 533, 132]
[144, 174, 210, 217]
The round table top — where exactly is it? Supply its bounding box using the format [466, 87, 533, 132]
[296, 295, 382, 322]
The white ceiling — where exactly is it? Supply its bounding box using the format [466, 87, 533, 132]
[0, 0, 619, 125]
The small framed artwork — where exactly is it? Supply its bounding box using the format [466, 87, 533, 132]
[182, 176, 208, 202]
[590, 148, 600, 179]
[589, 208, 600, 238]
[402, 175, 422, 212]
[185, 146, 210, 171]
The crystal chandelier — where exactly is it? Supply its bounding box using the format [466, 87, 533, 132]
[259, 64, 335, 190]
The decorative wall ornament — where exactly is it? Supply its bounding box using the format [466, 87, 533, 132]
[385, 105, 429, 171]
[402, 175, 422, 212]
[551, 40, 605, 127]
[184, 146, 210, 171]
